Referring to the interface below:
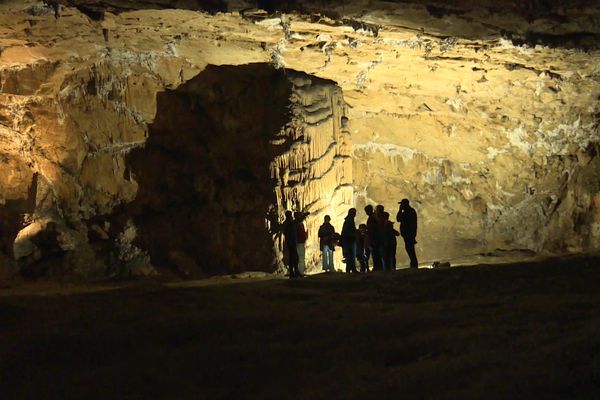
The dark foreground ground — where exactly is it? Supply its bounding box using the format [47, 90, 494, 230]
[2, 255, 600, 399]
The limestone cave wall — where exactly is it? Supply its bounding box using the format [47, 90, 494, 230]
[0, 0, 598, 277]
[122, 64, 350, 275]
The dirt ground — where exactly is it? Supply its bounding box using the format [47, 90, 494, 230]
[2, 255, 600, 399]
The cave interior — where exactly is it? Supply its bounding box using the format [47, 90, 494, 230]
[0, 0, 598, 277]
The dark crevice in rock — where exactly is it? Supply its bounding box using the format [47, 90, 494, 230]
[75, 4, 105, 21]
[339, 19, 380, 37]
[503, 62, 564, 80]
[425, 5, 468, 18]
[507, 31, 600, 51]
[54, 0, 228, 18]
[426, 55, 487, 63]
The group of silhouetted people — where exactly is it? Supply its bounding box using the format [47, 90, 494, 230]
[270, 199, 418, 279]
[319, 199, 418, 274]
[276, 210, 310, 278]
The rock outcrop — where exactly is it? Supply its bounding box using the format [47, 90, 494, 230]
[0, 0, 598, 277]
[121, 64, 350, 275]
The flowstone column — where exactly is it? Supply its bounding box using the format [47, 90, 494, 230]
[270, 72, 353, 272]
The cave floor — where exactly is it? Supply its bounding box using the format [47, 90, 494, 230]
[2, 255, 600, 399]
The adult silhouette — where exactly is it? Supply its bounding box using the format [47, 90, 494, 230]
[282, 210, 300, 278]
[396, 199, 418, 269]
[341, 208, 358, 273]
[365, 205, 382, 271]
[318, 215, 336, 272]
[382, 211, 399, 271]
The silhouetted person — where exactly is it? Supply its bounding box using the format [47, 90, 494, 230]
[282, 210, 300, 278]
[357, 223, 369, 273]
[294, 211, 309, 277]
[318, 215, 336, 272]
[382, 212, 399, 271]
[341, 208, 358, 273]
[365, 205, 382, 271]
[375, 204, 386, 269]
[397, 199, 418, 268]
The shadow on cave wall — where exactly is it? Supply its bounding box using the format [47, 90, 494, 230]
[126, 64, 293, 275]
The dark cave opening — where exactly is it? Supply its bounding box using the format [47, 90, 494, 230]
[126, 64, 294, 276]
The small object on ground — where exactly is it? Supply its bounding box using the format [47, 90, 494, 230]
[431, 261, 451, 269]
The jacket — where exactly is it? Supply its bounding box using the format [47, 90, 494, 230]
[296, 222, 308, 244]
[341, 216, 357, 247]
[397, 206, 417, 239]
[318, 222, 336, 251]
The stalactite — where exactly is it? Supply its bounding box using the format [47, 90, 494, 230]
[270, 73, 352, 271]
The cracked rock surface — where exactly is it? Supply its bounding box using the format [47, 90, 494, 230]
[0, 0, 598, 276]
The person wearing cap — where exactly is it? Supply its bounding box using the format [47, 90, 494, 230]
[396, 199, 418, 268]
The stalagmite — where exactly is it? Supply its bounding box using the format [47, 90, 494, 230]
[271, 73, 352, 270]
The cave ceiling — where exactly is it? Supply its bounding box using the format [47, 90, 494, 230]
[47, 0, 600, 49]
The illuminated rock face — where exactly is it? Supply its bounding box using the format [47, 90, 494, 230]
[0, 42, 350, 275]
[270, 72, 352, 270]
[122, 64, 350, 275]
[0, 0, 598, 276]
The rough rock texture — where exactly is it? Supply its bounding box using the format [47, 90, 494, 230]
[123, 64, 294, 275]
[0, 0, 598, 276]
[270, 72, 352, 269]
[122, 64, 350, 275]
